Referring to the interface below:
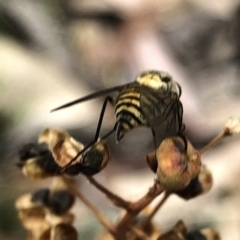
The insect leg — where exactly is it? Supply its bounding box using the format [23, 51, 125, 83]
[63, 96, 115, 170]
[93, 96, 114, 142]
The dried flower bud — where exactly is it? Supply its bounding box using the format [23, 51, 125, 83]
[186, 228, 221, 240]
[157, 220, 187, 240]
[175, 165, 213, 200]
[32, 189, 75, 215]
[225, 117, 240, 134]
[155, 136, 201, 191]
[15, 194, 50, 238]
[53, 137, 110, 176]
[45, 212, 75, 226]
[17, 143, 61, 180]
[31, 177, 75, 215]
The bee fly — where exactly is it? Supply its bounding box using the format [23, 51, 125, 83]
[52, 70, 184, 167]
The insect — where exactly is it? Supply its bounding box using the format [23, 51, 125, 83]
[51, 70, 184, 164]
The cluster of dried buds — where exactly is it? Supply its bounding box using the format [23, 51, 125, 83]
[15, 176, 77, 240]
[17, 128, 109, 179]
[16, 128, 111, 240]
[16, 117, 240, 239]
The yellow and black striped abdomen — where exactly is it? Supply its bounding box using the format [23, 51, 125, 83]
[114, 86, 147, 142]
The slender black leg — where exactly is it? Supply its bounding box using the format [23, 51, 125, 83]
[63, 96, 115, 170]
[93, 96, 114, 142]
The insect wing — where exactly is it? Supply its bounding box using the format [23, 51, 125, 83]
[51, 83, 132, 112]
[153, 100, 183, 147]
[140, 86, 183, 147]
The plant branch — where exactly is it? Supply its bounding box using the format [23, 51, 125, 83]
[61, 175, 116, 235]
[200, 128, 231, 155]
[129, 226, 151, 240]
[144, 191, 171, 225]
[87, 176, 131, 210]
[115, 181, 164, 240]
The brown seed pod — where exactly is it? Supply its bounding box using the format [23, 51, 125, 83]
[38, 129, 77, 151]
[154, 136, 201, 191]
[175, 165, 213, 200]
[31, 177, 76, 215]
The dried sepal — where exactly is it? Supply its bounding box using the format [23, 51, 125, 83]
[154, 136, 201, 191]
[39, 128, 84, 168]
[53, 136, 110, 176]
[45, 212, 75, 226]
[157, 220, 187, 240]
[15, 194, 50, 239]
[49, 133, 84, 168]
[39, 129, 73, 149]
[186, 228, 221, 240]
[17, 143, 60, 180]
[225, 117, 240, 134]
[15, 193, 40, 210]
[39, 223, 78, 240]
[175, 165, 213, 200]
[51, 223, 78, 240]
[18, 208, 49, 231]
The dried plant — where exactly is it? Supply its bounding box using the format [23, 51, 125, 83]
[15, 116, 240, 240]
[15, 67, 240, 240]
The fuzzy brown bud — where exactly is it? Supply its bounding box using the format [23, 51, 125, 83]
[156, 136, 201, 191]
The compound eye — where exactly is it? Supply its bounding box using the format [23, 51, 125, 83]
[161, 76, 171, 83]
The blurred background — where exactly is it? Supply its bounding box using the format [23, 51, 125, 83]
[0, 0, 240, 239]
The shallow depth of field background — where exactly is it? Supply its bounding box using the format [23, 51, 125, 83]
[0, 0, 240, 239]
